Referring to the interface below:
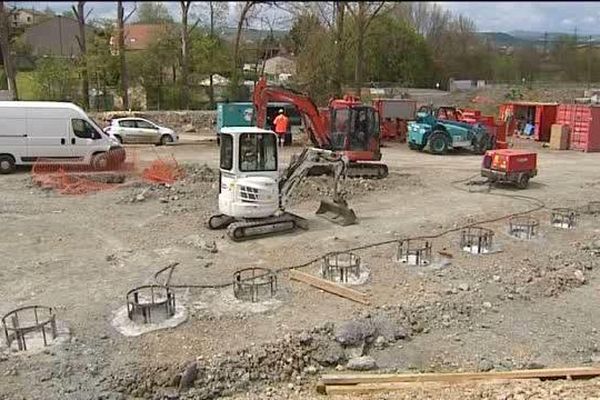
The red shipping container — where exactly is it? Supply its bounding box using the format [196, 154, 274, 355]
[499, 102, 557, 141]
[534, 105, 557, 142]
[556, 104, 600, 152]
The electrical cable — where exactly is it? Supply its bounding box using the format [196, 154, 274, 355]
[154, 172, 552, 290]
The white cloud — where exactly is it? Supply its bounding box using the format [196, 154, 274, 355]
[561, 18, 574, 25]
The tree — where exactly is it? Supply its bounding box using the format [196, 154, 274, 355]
[136, 2, 173, 24]
[346, 2, 387, 93]
[180, 1, 202, 109]
[117, 1, 136, 110]
[72, 1, 91, 109]
[361, 14, 433, 86]
[33, 58, 76, 101]
[230, 1, 259, 100]
[0, 1, 18, 99]
[204, 1, 228, 108]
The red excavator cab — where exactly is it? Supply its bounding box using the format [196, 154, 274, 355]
[329, 102, 381, 162]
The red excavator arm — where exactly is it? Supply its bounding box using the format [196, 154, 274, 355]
[252, 76, 330, 148]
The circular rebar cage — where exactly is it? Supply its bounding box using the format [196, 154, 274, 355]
[508, 216, 539, 239]
[321, 252, 361, 283]
[233, 267, 277, 303]
[396, 239, 432, 266]
[460, 227, 494, 254]
[551, 208, 577, 229]
[584, 201, 600, 215]
[127, 285, 176, 324]
[2, 306, 57, 351]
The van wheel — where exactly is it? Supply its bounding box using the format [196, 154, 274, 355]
[91, 153, 109, 171]
[160, 135, 174, 146]
[0, 155, 15, 174]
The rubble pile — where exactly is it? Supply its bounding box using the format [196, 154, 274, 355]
[107, 309, 412, 399]
[289, 173, 422, 205]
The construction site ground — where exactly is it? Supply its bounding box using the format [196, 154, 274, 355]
[2, 137, 600, 399]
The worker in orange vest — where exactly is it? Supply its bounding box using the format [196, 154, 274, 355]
[273, 109, 290, 148]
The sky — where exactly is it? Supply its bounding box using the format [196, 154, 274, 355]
[10, 1, 600, 35]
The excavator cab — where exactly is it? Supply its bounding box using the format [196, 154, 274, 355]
[330, 104, 381, 159]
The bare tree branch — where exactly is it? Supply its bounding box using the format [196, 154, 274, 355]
[124, 3, 137, 23]
[364, 1, 386, 29]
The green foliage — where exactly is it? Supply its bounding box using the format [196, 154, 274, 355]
[361, 15, 433, 86]
[504, 88, 524, 100]
[135, 2, 173, 24]
[32, 58, 77, 101]
[284, 13, 321, 55]
[15, 72, 37, 100]
[294, 23, 335, 105]
[85, 27, 120, 90]
[62, 9, 76, 19]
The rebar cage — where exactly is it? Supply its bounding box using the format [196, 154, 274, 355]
[508, 216, 539, 239]
[551, 208, 577, 229]
[233, 267, 277, 303]
[321, 252, 361, 283]
[584, 201, 600, 215]
[460, 227, 495, 254]
[126, 285, 176, 324]
[396, 239, 432, 266]
[2, 306, 57, 351]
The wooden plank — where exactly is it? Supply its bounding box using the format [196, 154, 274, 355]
[321, 367, 600, 386]
[325, 379, 540, 395]
[288, 269, 370, 305]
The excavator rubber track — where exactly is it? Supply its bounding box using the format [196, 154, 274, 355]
[227, 213, 309, 242]
[346, 163, 389, 179]
[307, 163, 389, 179]
[207, 214, 236, 230]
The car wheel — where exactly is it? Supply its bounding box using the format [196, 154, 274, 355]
[429, 131, 449, 154]
[0, 155, 15, 174]
[160, 135, 174, 146]
[91, 153, 109, 171]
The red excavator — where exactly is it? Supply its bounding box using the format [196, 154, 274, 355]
[252, 76, 388, 179]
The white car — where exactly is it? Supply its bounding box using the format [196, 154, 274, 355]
[104, 117, 178, 145]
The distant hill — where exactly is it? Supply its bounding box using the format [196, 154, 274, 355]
[218, 27, 288, 44]
[477, 30, 600, 48]
[477, 32, 529, 46]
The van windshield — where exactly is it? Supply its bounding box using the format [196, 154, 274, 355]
[89, 118, 106, 135]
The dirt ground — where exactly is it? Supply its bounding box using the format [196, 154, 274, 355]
[1, 137, 600, 400]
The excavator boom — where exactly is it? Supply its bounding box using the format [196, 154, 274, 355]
[252, 77, 388, 179]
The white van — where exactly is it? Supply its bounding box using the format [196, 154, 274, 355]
[0, 101, 124, 174]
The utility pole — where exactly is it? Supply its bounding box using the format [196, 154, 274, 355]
[588, 35, 592, 89]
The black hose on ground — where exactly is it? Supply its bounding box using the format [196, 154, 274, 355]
[155, 173, 550, 289]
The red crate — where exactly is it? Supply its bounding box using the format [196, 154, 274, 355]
[556, 104, 600, 152]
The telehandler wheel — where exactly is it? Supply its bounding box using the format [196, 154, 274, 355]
[408, 142, 424, 151]
[475, 134, 493, 155]
[516, 174, 530, 189]
[429, 131, 449, 154]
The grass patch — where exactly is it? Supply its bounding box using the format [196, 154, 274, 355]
[16, 71, 37, 100]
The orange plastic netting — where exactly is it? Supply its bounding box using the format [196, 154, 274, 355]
[31, 149, 185, 195]
[142, 156, 186, 184]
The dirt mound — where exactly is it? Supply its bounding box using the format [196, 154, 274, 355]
[289, 173, 422, 205]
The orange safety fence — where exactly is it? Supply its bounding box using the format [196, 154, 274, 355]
[142, 155, 186, 184]
[31, 148, 185, 196]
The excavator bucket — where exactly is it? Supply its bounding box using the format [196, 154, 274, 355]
[316, 200, 357, 226]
